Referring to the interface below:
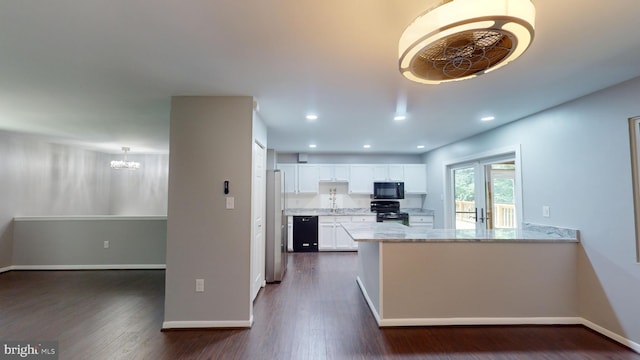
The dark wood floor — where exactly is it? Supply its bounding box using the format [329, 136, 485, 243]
[1, 253, 639, 359]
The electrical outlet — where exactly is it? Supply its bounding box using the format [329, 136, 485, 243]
[542, 206, 550, 218]
[103, 241, 110, 249]
[195, 279, 205, 292]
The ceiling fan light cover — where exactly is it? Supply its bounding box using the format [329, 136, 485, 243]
[399, 0, 535, 84]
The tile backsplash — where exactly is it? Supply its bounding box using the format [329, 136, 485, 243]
[285, 182, 423, 209]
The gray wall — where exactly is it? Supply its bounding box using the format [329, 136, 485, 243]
[0, 130, 169, 269]
[422, 76, 640, 346]
[164, 96, 255, 327]
[13, 217, 166, 267]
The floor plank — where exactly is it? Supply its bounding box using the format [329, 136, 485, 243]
[1, 253, 639, 359]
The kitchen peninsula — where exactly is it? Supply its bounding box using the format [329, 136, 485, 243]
[343, 222, 580, 327]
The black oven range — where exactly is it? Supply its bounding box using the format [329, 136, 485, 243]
[370, 200, 409, 226]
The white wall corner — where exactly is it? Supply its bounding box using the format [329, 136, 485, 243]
[0, 265, 15, 273]
[582, 318, 640, 354]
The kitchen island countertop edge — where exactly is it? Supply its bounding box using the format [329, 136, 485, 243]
[342, 222, 579, 243]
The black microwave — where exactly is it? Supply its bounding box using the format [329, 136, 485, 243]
[373, 182, 405, 199]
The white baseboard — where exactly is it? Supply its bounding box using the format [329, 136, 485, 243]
[378, 317, 582, 327]
[582, 318, 640, 354]
[355, 276, 638, 354]
[162, 320, 252, 330]
[373, 315, 638, 354]
[0, 265, 14, 273]
[356, 276, 382, 326]
[10, 264, 166, 270]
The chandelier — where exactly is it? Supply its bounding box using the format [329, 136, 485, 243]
[399, 0, 535, 84]
[110, 147, 140, 170]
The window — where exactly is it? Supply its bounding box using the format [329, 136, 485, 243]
[445, 146, 523, 230]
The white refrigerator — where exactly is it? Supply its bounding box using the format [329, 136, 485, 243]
[265, 169, 287, 282]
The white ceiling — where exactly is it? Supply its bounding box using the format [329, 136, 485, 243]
[1, 1, 639, 154]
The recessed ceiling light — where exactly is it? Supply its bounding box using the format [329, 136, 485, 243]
[481, 116, 495, 121]
[417, 145, 425, 149]
[306, 114, 318, 121]
[363, 144, 371, 149]
[394, 115, 406, 121]
[309, 144, 317, 148]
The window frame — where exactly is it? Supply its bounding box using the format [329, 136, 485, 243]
[443, 145, 523, 229]
[628, 116, 640, 262]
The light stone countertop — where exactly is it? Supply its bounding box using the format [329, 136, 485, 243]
[342, 222, 579, 243]
[286, 208, 373, 216]
[285, 208, 435, 216]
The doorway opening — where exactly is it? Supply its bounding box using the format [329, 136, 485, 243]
[445, 147, 523, 230]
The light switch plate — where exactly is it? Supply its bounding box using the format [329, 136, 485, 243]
[195, 279, 204, 292]
[542, 206, 550, 218]
[226, 196, 235, 209]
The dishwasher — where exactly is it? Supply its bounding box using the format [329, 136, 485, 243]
[293, 216, 318, 252]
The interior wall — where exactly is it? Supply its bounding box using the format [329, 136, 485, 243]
[276, 153, 423, 164]
[109, 153, 169, 215]
[0, 132, 110, 269]
[164, 96, 254, 327]
[0, 130, 169, 269]
[12, 217, 166, 267]
[422, 76, 640, 347]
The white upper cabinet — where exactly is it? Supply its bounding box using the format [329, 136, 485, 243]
[318, 165, 333, 181]
[297, 164, 320, 193]
[318, 164, 350, 182]
[276, 164, 297, 193]
[372, 165, 388, 181]
[388, 165, 404, 182]
[403, 164, 427, 193]
[349, 165, 375, 193]
[373, 164, 404, 182]
[333, 165, 350, 182]
[277, 163, 427, 195]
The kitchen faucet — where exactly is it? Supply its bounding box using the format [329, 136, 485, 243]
[329, 188, 337, 213]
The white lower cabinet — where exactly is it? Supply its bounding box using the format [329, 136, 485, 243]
[290, 214, 376, 252]
[316, 215, 375, 251]
[338, 215, 375, 250]
[409, 215, 434, 229]
[318, 217, 336, 250]
[335, 221, 354, 250]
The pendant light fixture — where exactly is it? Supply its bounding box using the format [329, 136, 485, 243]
[399, 0, 535, 84]
[110, 147, 140, 170]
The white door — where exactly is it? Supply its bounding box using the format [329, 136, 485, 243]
[251, 142, 266, 301]
[449, 154, 519, 230]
